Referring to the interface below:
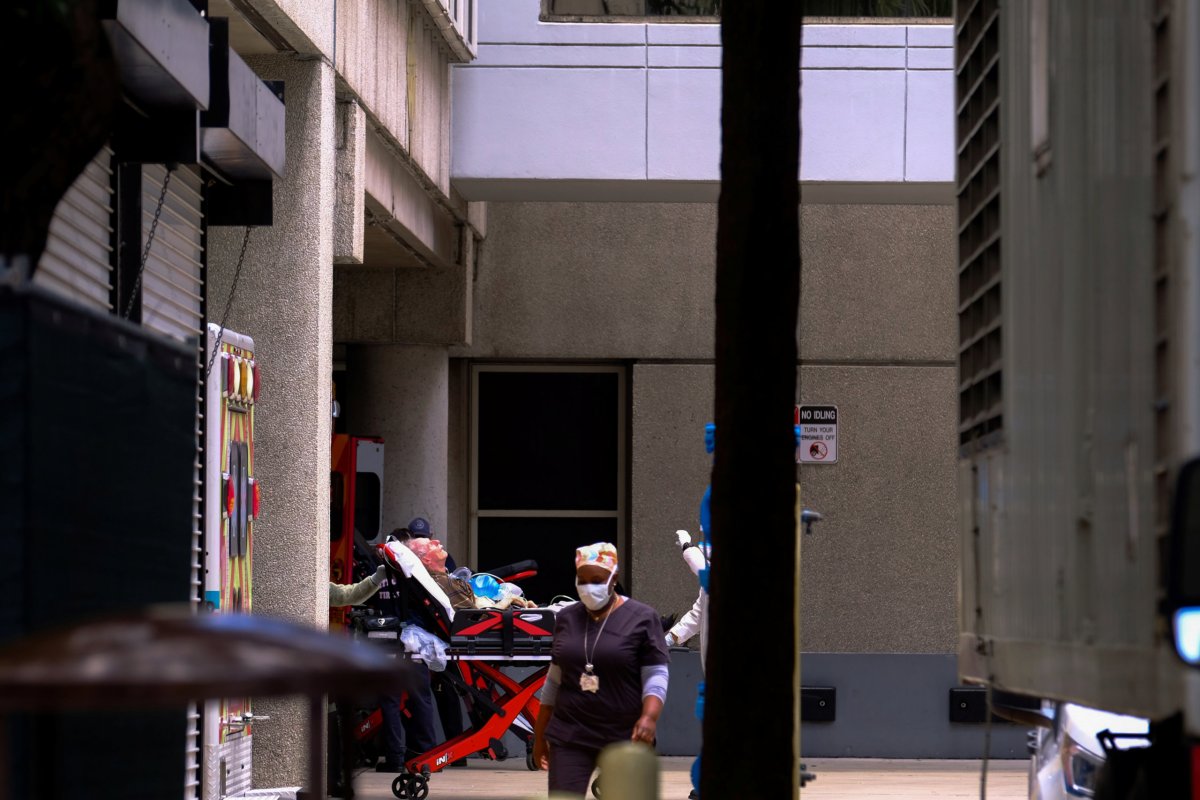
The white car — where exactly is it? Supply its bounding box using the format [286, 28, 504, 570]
[1029, 701, 1149, 799]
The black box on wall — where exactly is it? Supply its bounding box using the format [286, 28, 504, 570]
[0, 287, 196, 799]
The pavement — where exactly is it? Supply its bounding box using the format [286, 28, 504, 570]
[348, 756, 1028, 799]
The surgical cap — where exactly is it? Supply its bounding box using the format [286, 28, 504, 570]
[575, 542, 619, 574]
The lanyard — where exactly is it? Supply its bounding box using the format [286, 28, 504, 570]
[583, 600, 619, 674]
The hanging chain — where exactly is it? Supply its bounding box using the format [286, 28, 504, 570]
[122, 166, 174, 319]
[205, 227, 253, 381]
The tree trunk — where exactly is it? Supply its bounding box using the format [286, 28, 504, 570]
[701, 1, 802, 798]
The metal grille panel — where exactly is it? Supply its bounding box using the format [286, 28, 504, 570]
[955, 0, 1001, 449]
[1151, 0, 1174, 582]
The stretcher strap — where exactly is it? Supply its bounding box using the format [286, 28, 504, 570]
[502, 607, 514, 656]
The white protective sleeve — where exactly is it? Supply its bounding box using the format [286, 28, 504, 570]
[681, 544, 707, 576]
[541, 664, 562, 706]
[641, 664, 669, 703]
[668, 590, 705, 645]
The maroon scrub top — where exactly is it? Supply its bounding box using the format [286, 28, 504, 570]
[545, 597, 669, 752]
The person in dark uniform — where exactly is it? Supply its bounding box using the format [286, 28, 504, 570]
[368, 527, 440, 772]
[402, 520, 474, 762]
[531, 542, 669, 797]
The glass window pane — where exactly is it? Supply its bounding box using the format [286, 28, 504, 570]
[354, 472, 381, 540]
[330, 472, 344, 542]
[477, 516, 619, 604]
[547, 0, 954, 16]
[477, 371, 618, 511]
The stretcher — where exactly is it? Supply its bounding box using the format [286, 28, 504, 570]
[354, 540, 558, 799]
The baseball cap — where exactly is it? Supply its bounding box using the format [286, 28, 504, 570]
[408, 517, 432, 537]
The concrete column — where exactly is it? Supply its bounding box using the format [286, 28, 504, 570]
[208, 54, 336, 790]
[347, 344, 450, 547]
[333, 99, 365, 265]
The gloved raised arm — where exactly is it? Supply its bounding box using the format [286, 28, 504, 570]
[672, 529, 708, 577]
[329, 565, 387, 607]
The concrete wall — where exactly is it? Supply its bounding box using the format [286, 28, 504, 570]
[345, 345, 451, 540]
[656, 651, 1029, 758]
[456, 202, 955, 360]
[243, 0, 336, 58]
[208, 54, 337, 790]
[459, 202, 717, 359]
[334, 100, 367, 264]
[452, 201, 958, 654]
[631, 362, 958, 654]
[336, 0, 455, 196]
[451, 0, 954, 201]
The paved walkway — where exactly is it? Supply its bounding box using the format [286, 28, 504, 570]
[349, 757, 1028, 799]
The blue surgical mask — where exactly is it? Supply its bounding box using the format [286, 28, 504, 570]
[575, 577, 613, 611]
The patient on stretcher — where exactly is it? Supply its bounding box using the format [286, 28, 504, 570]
[404, 536, 537, 610]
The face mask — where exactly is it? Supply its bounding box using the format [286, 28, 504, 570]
[575, 577, 613, 611]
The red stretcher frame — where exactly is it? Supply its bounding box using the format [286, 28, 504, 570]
[405, 659, 549, 775]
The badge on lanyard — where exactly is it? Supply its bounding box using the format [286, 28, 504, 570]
[583, 603, 616, 695]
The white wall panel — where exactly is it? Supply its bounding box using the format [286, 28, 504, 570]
[907, 46, 954, 70]
[454, 0, 954, 200]
[802, 70, 907, 182]
[803, 23, 907, 47]
[905, 69, 955, 183]
[646, 68, 718, 181]
[477, 43, 645, 67]
[645, 23, 718, 46]
[907, 24, 951, 47]
[453, 67, 647, 179]
[647, 45, 719, 68]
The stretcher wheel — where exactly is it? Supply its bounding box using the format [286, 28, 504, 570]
[526, 750, 538, 771]
[391, 773, 430, 799]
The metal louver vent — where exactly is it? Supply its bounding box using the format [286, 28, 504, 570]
[955, 0, 1002, 449]
[1151, 0, 1173, 589]
[34, 146, 116, 310]
[142, 165, 205, 343]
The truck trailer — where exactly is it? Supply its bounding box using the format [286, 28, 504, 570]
[955, 1, 1200, 795]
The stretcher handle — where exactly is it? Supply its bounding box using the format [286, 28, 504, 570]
[487, 560, 539, 581]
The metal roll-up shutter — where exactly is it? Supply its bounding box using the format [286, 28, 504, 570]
[185, 701, 201, 800]
[139, 164, 206, 800]
[34, 146, 116, 310]
[142, 164, 205, 342]
[140, 163, 207, 605]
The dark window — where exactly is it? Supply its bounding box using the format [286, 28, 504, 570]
[477, 371, 618, 511]
[801, 0, 951, 14]
[478, 517, 619, 604]
[330, 472, 345, 542]
[546, 0, 951, 17]
[354, 471, 381, 539]
[473, 367, 624, 596]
